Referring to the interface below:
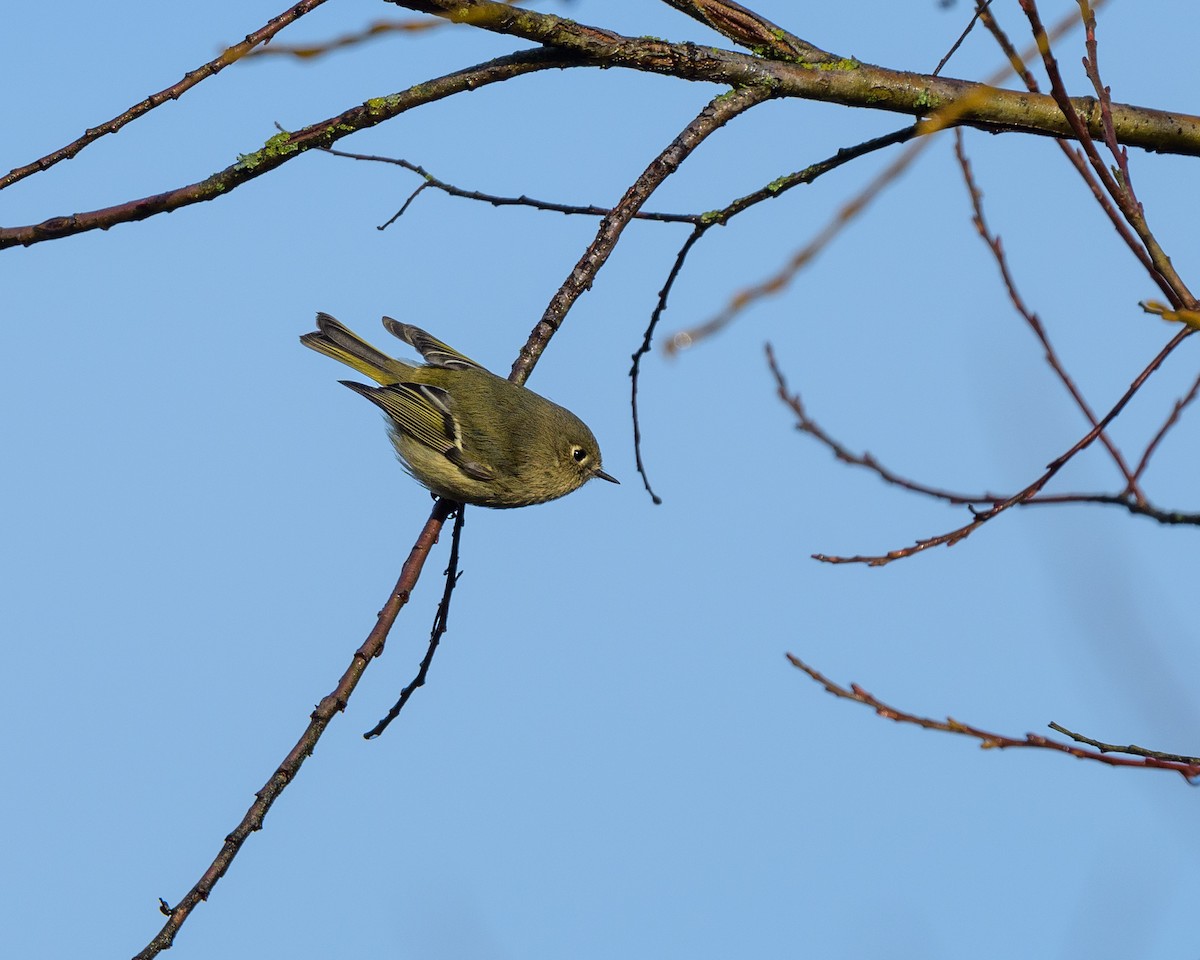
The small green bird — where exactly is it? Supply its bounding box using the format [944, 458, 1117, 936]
[301, 312, 618, 508]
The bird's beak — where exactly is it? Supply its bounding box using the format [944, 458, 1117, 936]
[593, 468, 620, 485]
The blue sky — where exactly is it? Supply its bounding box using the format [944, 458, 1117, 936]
[3, 2, 1198, 958]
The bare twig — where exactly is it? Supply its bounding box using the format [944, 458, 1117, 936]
[630, 229, 706, 503]
[134, 498, 457, 960]
[932, 0, 992, 77]
[978, 1, 1159, 287]
[656, 0, 839, 64]
[1132, 370, 1200, 485]
[319, 149, 698, 226]
[245, 1, 528, 59]
[1018, 0, 1195, 307]
[364, 505, 466, 740]
[0, 0, 331, 192]
[788, 654, 1200, 781]
[665, 130, 923, 353]
[1048, 721, 1200, 765]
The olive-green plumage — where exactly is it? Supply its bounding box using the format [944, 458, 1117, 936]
[301, 312, 618, 508]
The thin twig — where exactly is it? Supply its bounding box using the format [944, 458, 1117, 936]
[10, 1, 1194, 250]
[1018, 0, 1195, 307]
[133, 499, 457, 960]
[0, 0, 332, 193]
[1048, 721, 1200, 765]
[766, 344, 1001, 506]
[978, 1, 1158, 287]
[630, 228, 707, 503]
[932, 0, 992, 77]
[1132, 372, 1200, 485]
[319, 149, 698, 225]
[788, 654, 1200, 781]
[245, 2, 527, 59]
[364, 504, 466, 739]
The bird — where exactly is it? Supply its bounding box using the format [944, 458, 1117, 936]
[301, 312, 618, 508]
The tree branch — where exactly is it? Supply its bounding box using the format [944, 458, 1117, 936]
[510, 83, 772, 384]
[363, 505, 466, 740]
[0, 50, 581, 250]
[389, 0, 1200, 156]
[788, 654, 1200, 781]
[656, 0, 839, 64]
[809, 326, 1194, 565]
[767, 344, 1200, 527]
[133, 499, 456, 959]
[10, 4, 1200, 251]
[0, 0, 332, 193]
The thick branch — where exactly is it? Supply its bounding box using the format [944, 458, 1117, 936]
[390, 0, 1200, 156]
[8, 7, 1200, 250]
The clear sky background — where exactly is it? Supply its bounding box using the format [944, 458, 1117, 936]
[4, 2, 1198, 958]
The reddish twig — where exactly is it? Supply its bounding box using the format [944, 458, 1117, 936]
[788, 654, 1200, 782]
[765, 343, 999, 506]
[1017, 0, 1195, 308]
[133, 498, 457, 959]
[245, 2, 527, 59]
[977, 1, 1158, 289]
[1133, 371, 1200, 485]
[0, 0, 331, 193]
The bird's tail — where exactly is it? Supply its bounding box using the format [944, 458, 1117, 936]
[300, 312, 412, 384]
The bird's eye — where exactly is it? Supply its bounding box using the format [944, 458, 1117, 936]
[572, 446, 588, 463]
